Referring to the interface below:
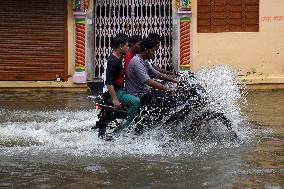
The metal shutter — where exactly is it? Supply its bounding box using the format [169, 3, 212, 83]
[0, 0, 67, 81]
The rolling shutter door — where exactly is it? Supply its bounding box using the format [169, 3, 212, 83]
[0, 0, 67, 81]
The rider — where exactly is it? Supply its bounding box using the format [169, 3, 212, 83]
[146, 33, 176, 76]
[104, 33, 140, 129]
[125, 38, 179, 114]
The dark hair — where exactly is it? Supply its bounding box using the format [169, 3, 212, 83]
[110, 33, 129, 49]
[129, 35, 142, 47]
[147, 33, 161, 43]
[140, 38, 157, 52]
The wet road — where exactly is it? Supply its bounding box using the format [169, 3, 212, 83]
[0, 89, 283, 189]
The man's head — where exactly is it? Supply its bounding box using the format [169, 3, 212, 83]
[111, 33, 129, 55]
[129, 35, 142, 54]
[147, 33, 161, 51]
[139, 38, 157, 59]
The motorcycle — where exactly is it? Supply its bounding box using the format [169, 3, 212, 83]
[88, 71, 237, 141]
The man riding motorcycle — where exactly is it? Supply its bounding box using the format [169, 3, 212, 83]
[125, 38, 180, 131]
[146, 33, 176, 76]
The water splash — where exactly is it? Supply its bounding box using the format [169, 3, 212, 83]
[196, 65, 252, 139]
[0, 65, 253, 158]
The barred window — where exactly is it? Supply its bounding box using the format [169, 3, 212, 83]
[197, 0, 259, 33]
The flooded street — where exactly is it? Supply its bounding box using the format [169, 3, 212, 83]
[0, 85, 283, 188]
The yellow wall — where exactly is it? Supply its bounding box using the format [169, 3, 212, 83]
[66, 0, 284, 84]
[67, 0, 75, 77]
[191, 0, 284, 84]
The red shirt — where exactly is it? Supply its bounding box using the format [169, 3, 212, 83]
[124, 50, 135, 75]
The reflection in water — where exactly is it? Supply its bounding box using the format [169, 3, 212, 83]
[0, 66, 283, 188]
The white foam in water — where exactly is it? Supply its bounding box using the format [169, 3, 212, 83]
[0, 65, 253, 157]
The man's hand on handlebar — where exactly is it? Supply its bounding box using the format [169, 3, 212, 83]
[166, 87, 178, 94]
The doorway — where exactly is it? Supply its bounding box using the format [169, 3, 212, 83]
[94, 0, 172, 78]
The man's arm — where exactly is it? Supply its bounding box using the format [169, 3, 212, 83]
[107, 85, 121, 109]
[105, 59, 121, 109]
[152, 65, 174, 75]
[155, 72, 179, 84]
[146, 79, 172, 91]
[147, 63, 177, 83]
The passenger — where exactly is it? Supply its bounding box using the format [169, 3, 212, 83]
[124, 35, 142, 75]
[104, 33, 140, 129]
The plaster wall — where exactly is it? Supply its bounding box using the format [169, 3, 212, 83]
[66, 0, 284, 85]
[191, 0, 284, 83]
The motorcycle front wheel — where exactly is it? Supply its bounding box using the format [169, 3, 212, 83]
[184, 110, 238, 141]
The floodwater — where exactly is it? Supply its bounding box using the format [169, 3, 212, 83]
[0, 67, 283, 189]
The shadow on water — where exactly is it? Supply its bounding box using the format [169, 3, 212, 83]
[0, 66, 283, 188]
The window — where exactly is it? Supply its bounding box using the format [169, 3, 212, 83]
[197, 0, 259, 33]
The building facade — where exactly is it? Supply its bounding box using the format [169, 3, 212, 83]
[190, 0, 284, 84]
[0, 0, 283, 87]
